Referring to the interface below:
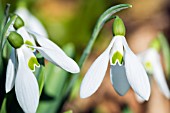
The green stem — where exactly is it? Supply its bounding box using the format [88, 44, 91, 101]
[0, 4, 11, 76]
[0, 15, 17, 52]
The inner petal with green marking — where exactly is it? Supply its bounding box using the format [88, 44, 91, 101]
[25, 40, 34, 51]
[28, 57, 40, 71]
[112, 51, 123, 65]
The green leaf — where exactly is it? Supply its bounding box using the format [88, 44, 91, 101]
[0, 97, 7, 113]
[158, 32, 170, 78]
[37, 66, 45, 95]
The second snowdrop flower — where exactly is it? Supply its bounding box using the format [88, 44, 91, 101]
[138, 40, 170, 100]
[80, 16, 151, 100]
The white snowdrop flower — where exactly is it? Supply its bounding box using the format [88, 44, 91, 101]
[138, 48, 170, 100]
[80, 16, 151, 101]
[5, 16, 80, 113]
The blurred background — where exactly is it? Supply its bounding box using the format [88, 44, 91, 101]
[0, 0, 170, 113]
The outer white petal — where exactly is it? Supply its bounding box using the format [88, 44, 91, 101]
[110, 64, 130, 96]
[6, 48, 16, 93]
[149, 49, 170, 99]
[33, 47, 80, 73]
[15, 48, 39, 113]
[29, 32, 80, 73]
[16, 7, 48, 37]
[121, 36, 151, 101]
[28, 31, 60, 50]
[135, 93, 145, 103]
[80, 37, 116, 98]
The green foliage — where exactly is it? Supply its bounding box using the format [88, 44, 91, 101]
[0, 97, 7, 113]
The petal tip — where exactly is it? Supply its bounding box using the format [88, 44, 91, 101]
[5, 87, 11, 93]
[80, 89, 90, 99]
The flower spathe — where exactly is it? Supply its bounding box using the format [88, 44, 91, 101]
[6, 19, 80, 112]
[80, 35, 151, 101]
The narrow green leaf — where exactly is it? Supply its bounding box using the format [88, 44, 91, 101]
[0, 14, 17, 51]
[37, 66, 45, 95]
[0, 97, 7, 113]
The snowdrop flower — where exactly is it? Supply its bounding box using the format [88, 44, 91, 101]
[138, 48, 170, 100]
[5, 16, 80, 113]
[80, 16, 151, 101]
[15, 2, 48, 37]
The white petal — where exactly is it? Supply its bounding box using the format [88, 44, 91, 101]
[15, 48, 39, 113]
[16, 7, 48, 37]
[6, 48, 16, 93]
[28, 32, 79, 73]
[28, 30, 61, 50]
[80, 37, 116, 98]
[109, 36, 124, 61]
[121, 36, 151, 101]
[17, 27, 35, 45]
[110, 64, 130, 96]
[34, 46, 79, 73]
[135, 93, 145, 103]
[149, 49, 170, 99]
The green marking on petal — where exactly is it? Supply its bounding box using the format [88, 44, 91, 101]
[28, 57, 40, 71]
[112, 51, 123, 64]
[25, 40, 34, 50]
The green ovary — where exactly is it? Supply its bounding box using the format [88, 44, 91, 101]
[112, 51, 123, 64]
[28, 57, 40, 71]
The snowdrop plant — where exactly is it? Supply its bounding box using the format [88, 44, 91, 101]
[80, 16, 151, 100]
[137, 38, 170, 102]
[5, 15, 80, 113]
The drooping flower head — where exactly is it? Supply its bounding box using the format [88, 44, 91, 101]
[137, 38, 170, 102]
[5, 15, 80, 113]
[80, 16, 151, 101]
